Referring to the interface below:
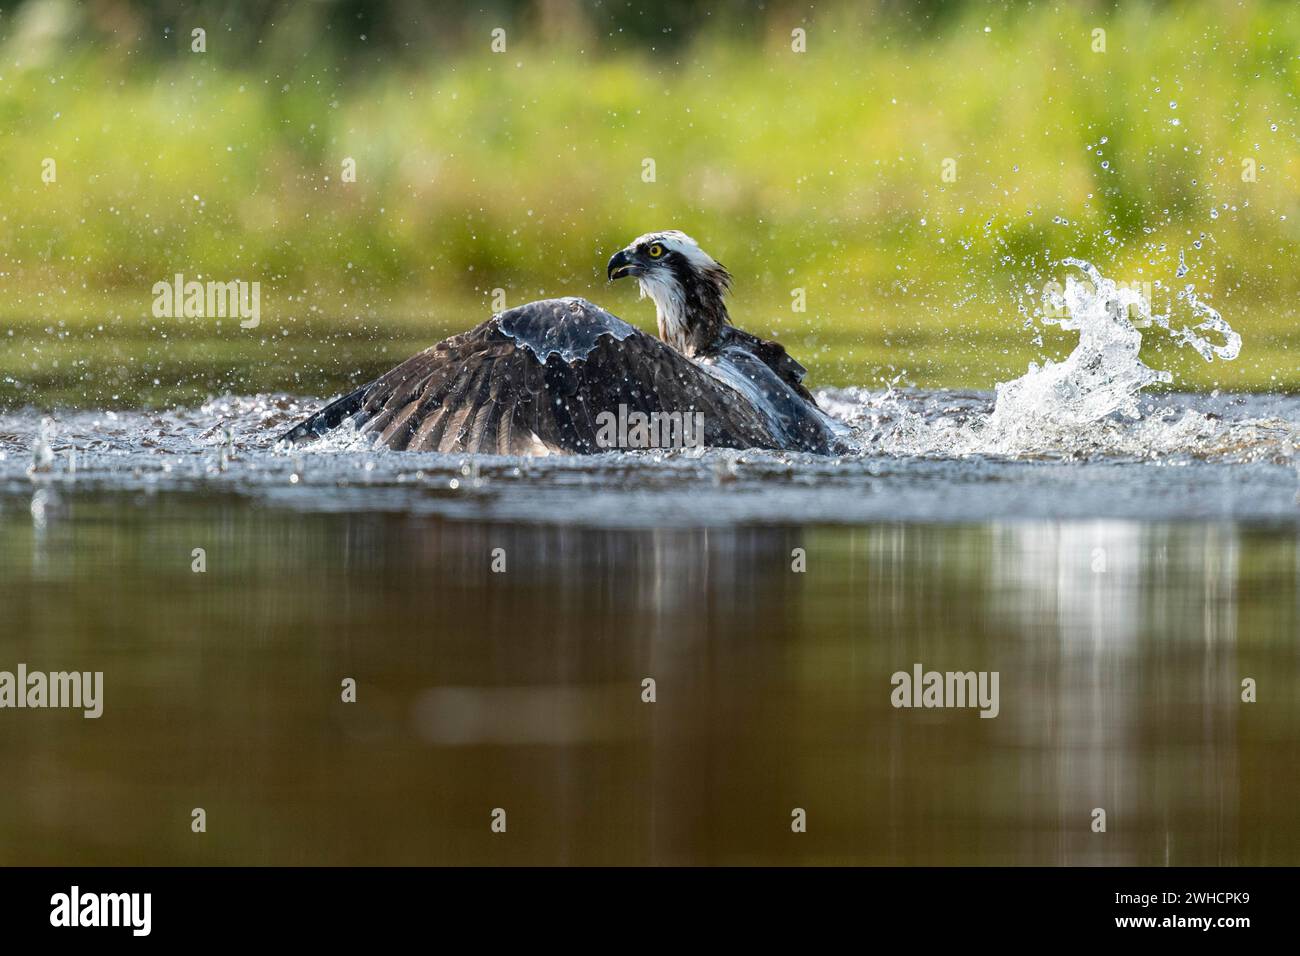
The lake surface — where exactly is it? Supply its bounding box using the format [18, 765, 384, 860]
[0, 389, 1296, 864]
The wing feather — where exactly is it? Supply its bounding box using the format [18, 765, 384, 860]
[278, 297, 815, 455]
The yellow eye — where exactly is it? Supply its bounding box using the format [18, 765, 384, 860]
[647, 243, 664, 259]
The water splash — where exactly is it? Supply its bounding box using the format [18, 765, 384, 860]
[28, 417, 56, 474]
[990, 260, 1171, 435]
[2, 388, 1295, 528]
[820, 259, 1256, 461]
[982, 259, 1240, 452]
[1164, 286, 1240, 363]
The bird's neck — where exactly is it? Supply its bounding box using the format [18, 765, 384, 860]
[643, 275, 730, 357]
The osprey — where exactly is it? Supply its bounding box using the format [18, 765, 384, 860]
[279, 231, 840, 455]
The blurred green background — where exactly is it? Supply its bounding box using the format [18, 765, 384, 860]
[0, 0, 1296, 407]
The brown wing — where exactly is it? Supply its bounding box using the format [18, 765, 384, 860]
[279, 298, 782, 455]
[721, 327, 819, 405]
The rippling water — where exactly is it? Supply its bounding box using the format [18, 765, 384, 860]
[0, 387, 1296, 864]
[2, 388, 1297, 525]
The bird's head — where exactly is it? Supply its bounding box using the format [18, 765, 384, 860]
[606, 230, 732, 356]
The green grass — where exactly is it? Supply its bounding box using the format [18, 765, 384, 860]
[0, 0, 1296, 407]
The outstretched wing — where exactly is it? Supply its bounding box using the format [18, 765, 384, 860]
[278, 297, 783, 455]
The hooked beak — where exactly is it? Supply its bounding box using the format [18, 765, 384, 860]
[606, 249, 639, 281]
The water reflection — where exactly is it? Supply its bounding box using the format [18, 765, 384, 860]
[989, 522, 1241, 864]
[0, 494, 1294, 864]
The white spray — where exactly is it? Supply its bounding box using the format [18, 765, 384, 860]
[985, 258, 1240, 449]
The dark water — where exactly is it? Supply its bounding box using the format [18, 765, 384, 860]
[1, 490, 1296, 865]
